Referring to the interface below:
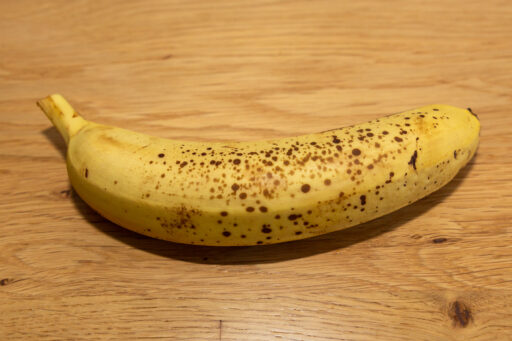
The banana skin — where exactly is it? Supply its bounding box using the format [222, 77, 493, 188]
[38, 94, 479, 246]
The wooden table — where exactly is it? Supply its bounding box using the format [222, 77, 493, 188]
[1, 1, 511, 339]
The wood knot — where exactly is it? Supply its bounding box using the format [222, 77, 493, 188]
[59, 189, 72, 199]
[449, 300, 473, 328]
[0, 278, 13, 286]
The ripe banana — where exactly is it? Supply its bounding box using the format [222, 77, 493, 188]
[38, 94, 479, 246]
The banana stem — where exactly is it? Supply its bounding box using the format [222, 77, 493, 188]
[37, 94, 88, 145]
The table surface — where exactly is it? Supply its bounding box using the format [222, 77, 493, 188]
[1, 1, 511, 340]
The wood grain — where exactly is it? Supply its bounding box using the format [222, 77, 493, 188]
[1, 0, 511, 339]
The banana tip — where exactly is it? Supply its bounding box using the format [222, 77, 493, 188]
[467, 107, 479, 120]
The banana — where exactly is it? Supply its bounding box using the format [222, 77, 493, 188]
[38, 94, 480, 246]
